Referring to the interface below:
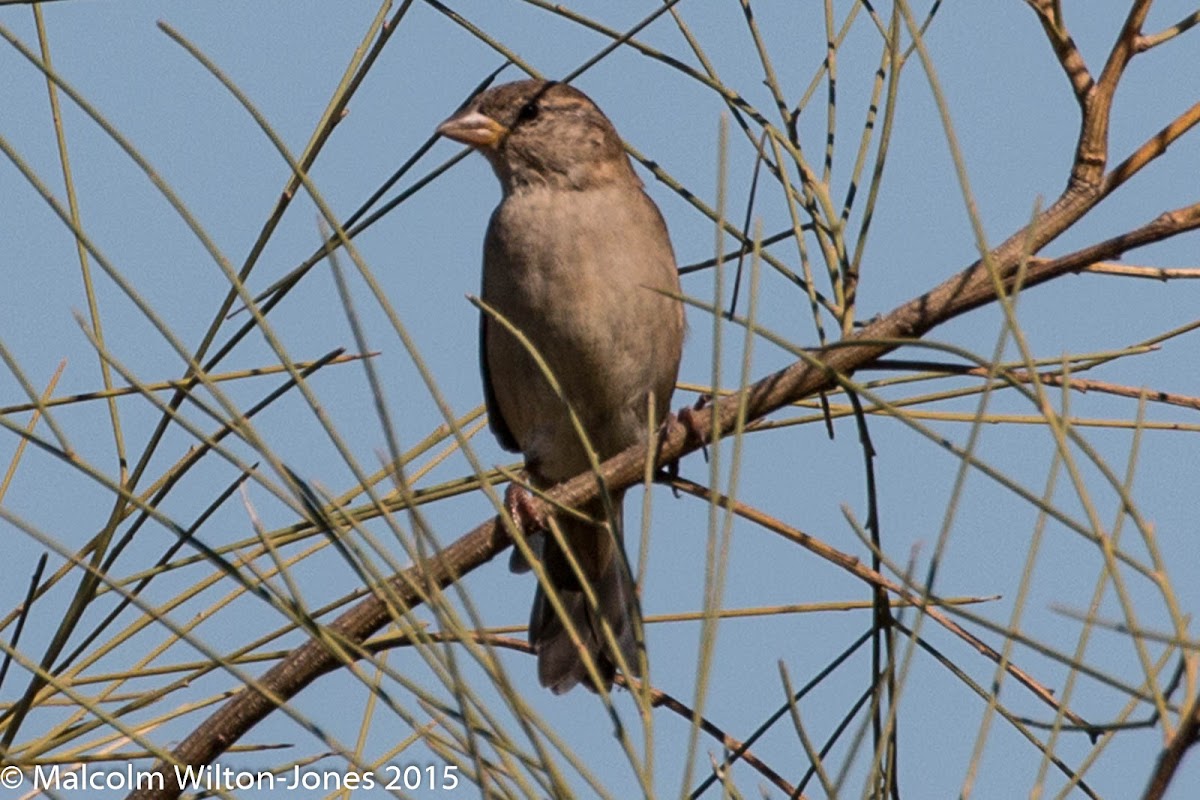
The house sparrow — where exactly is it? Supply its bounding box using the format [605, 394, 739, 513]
[437, 80, 684, 693]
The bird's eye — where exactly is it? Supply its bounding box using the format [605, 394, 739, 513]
[516, 101, 540, 123]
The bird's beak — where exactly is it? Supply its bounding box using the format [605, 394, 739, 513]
[436, 109, 508, 149]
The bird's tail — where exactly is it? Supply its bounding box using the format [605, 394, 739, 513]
[515, 491, 643, 694]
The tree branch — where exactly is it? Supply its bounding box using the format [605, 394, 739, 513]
[124, 181, 1200, 797]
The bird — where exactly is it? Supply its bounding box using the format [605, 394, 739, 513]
[437, 79, 685, 694]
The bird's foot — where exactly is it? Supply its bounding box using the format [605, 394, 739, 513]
[504, 480, 545, 535]
[656, 394, 713, 496]
[504, 480, 547, 574]
[677, 393, 711, 461]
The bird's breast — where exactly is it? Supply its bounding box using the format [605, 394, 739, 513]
[481, 184, 682, 474]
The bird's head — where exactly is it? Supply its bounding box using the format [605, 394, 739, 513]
[437, 79, 637, 193]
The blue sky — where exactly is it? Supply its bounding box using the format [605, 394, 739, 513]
[2, 2, 1199, 798]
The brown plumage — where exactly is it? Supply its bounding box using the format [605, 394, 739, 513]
[438, 80, 684, 693]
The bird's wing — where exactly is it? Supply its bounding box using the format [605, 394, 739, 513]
[479, 312, 520, 452]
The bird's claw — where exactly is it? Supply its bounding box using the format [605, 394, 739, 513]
[656, 395, 713, 497]
[504, 481, 545, 536]
[677, 393, 711, 460]
[504, 480, 547, 574]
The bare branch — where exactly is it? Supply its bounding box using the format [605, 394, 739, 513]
[1103, 99, 1200, 194]
[1025, 0, 1094, 105]
[1070, 0, 1155, 184]
[1137, 10, 1200, 51]
[1141, 695, 1200, 800]
[1082, 262, 1200, 280]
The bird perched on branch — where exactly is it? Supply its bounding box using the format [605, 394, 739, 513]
[438, 79, 684, 693]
